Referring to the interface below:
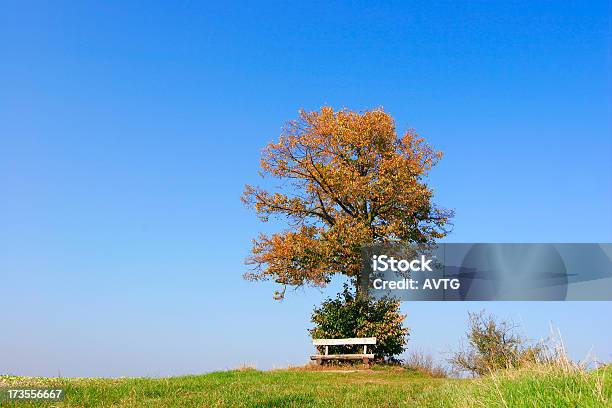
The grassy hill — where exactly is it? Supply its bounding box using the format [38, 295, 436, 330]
[1, 365, 610, 407]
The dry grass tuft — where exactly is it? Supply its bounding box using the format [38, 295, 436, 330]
[404, 350, 449, 378]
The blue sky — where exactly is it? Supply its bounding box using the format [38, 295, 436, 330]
[1, 1, 611, 377]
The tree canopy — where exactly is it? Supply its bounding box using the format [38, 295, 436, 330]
[242, 107, 453, 299]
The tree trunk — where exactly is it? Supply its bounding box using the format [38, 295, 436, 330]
[355, 270, 369, 301]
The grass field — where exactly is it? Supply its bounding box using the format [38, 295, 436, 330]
[1, 365, 610, 407]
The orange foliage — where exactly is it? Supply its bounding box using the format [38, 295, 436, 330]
[242, 107, 453, 299]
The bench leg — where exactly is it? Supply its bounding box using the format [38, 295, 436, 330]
[315, 358, 322, 366]
[362, 357, 370, 368]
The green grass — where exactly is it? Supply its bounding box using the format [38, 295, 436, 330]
[1, 365, 610, 407]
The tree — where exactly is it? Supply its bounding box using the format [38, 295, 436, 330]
[242, 107, 452, 299]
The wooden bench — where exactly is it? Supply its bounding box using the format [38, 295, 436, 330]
[310, 337, 376, 368]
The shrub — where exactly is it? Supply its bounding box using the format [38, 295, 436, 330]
[449, 311, 544, 376]
[309, 285, 409, 362]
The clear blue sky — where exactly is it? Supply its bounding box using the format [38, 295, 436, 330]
[1, 1, 611, 377]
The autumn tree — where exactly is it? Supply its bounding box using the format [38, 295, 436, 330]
[242, 107, 453, 300]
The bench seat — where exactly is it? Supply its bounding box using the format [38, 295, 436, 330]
[310, 337, 377, 367]
[310, 354, 375, 360]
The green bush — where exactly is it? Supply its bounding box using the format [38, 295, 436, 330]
[450, 311, 544, 376]
[309, 286, 409, 362]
